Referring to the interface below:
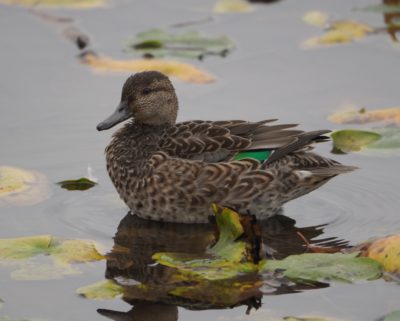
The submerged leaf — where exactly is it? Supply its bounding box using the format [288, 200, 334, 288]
[127, 29, 235, 60]
[355, 4, 400, 14]
[360, 235, 400, 275]
[302, 11, 329, 27]
[381, 311, 400, 321]
[0, 166, 48, 207]
[331, 129, 381, 153]
[303, 20, 373, 48]
[57, 177, 97, 191]
[213, 0, 254, 13]
[79, 52, 214, 84]
[77, 280, 124, 300]
[263, 253, 382, 283]
[0, 0, 104, 8]
[369, 128, 400, 149]
[328, 107, 400, 125]
[0, 235, 104, 280]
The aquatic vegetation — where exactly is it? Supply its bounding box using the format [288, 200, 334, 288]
[329, 107, 400, 125]
[381, 311, 400, 321]
[127, 29, 235, 60]
[79, 52, 214, 84]
[331, 129, 382, 153]
[0, 235, 105, 280]
[77, 280, 124, 300]
[0, 166, 48, 207]
[302, 11, 329, 27]
[57, 177, 97, 191]
[213, 0, 254, 13]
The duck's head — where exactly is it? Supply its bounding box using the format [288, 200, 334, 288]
[97, 71, 178, 131]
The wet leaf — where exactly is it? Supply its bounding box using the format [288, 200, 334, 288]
[355, 4, 400, 14]
[263, 253, 382, 283]
[0, 235, 105, 280]
[302, 11, 329, 27]
[331, 129, 382, 153]
[127, 29, 234, 60]
[360, 235, 400, 275]
[79, 52, 214, 84]
[382, 311, 400, 321]
[213, 0, 254, 13]
[368, 128, 400, 149]
[57, 177, 97, 191]
[328, 107, 400, 125]
[77, 280, 124, 300]
[0, 166, 48, 207]
[303, 20, 373, 48]
[0, 0, 104, 8]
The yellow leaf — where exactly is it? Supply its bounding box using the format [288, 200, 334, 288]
[52, 239, 105, 264]
[362, 235, 400, 274]
[213, 0, 254, 13]
[303, 20, 373, 48]
[329, 107, 400, 125]
[0, 0, 104, 8]
[79, 53, 214, 84]
[302, 11, 329, 27]
[0, 235, 52, 260]
[0, 166, 49, 207]
[77, 280, 124, 300]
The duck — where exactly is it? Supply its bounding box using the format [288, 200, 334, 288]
[97, 71, 355, 224]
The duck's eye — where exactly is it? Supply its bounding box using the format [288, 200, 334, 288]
[142, 88, 151, 95]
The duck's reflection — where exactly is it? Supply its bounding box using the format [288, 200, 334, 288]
[97, 212, 347, 321]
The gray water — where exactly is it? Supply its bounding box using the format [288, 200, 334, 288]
[1, 0, 400, 320]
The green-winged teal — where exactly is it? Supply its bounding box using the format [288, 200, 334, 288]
[97, 71, 355, 223]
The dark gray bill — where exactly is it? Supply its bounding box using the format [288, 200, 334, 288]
[97, 102, 131, 131]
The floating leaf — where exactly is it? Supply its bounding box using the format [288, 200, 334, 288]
[355, 4, 400, 14]
[77, 280, 124, 300]
[79, 52, 214, 84]
[0, 166, 48, 207]
[213, 0, 254, 13]
[328, 107, 400, 125]
[127, 29, 235, 60]
[263, 253, 382, 283]
[57, 177, 97, 191]
[368, 128, 400, 149]
[302, 11, 329, 27]
[382, 311, 400, 321]
[303, 20, 373, 48]
[0, 235, 105, 280]
[0, 0, 104, 8]
[360, 235, 400, 275]
[331, 129, 381, 153]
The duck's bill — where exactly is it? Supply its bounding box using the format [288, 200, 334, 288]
[97, 102, 131, 131]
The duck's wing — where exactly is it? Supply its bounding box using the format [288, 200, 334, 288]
[159, 120, 327, 163]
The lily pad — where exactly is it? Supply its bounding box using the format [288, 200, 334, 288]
[0, 235, 105, 280]
[263, 253, 382, 283]
[303, 20, 373, 48]
[328, 107, 400, 125]
[0, 166, 49, 207]
[382, 311, 400, 321]
[79, 52, 214, 84]
[368, 128, 400, 150]
[303, 11, 329, 27]
[127, 29, 234, 60]
[213, 0, 254, 13]
[331, 129, 382, 153]
[77, 280, 124, 300]
[0, 0, 104, 8]
[57, 177, 97, 191]
[360, 235, 400, 275]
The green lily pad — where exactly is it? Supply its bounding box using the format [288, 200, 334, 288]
[382, 311, 400, 321]
[0, 235, 104, 280]
[264, 253, 382, 283]
[127, 29, 234, 60]
[77, 280, 124, 300]
[331, 129, 382, 153]
[57, 177, 97, 191]
[368, 128, 400, 149]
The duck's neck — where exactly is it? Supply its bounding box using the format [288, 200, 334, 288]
[106, 121, 170, 177]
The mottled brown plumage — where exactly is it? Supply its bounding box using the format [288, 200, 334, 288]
[97, 71, 356, 223]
